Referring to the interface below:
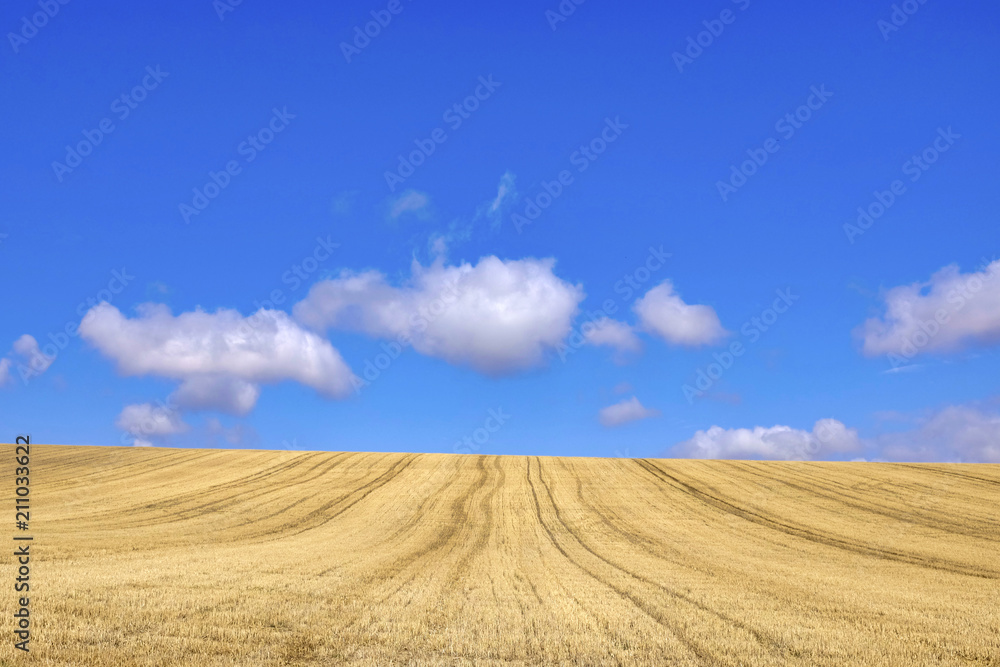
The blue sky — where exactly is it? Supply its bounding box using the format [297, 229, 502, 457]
[2, 0, 999, 461]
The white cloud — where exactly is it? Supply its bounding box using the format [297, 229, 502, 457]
[583, 318, 641, 355]
[170, 375, 261, 417]
[599, 396, 661, 427]
[387, 189, 431, 220]
[0, 334, 57, 386]
[674, 404, 1000, 463]
[79, 303, 354, 414]
[633, 281, 727, 346]
[294, 255, 584, 375]
[675, 418, 861, 460]
[476, 171, 518, 229]
[6, 335, 55, 381]
[858, 259, 1000, 358]
[115, 402, 189, 446]
[874, 404, 1000, 463]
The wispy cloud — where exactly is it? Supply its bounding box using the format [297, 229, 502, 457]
[583, 317, 642, 362]
[475, 171, 518, 229]
[598, 396, 660, 427]
[387, 189, 431, 221]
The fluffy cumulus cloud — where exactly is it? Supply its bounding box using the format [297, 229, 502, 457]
[675, 418, 861, 460]
[598, 396, 660, 427]
[633, 281, 727, 346]
[170, 375, 261, 416]
[79, 303, 355, 414]
[857, 259, 1000, 359]
[875, 404, 1000, 463]
[294, 256, 584, 375]
[675, 402, 1000, 463]
[115, 402, 189, 448]
[583, 317, 642, 355]
[387, 189, 431, 220]
[0, 335, 55, 386]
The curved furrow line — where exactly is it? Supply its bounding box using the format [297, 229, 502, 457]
[540, 459, 791, 659]
[566, 461, 908, 630]
[135, 452, 351, 522]
[512, 569, 544, 606]
[787, 461, 997, 511]
[638, 459, 1000, 579]
[52, 450, 226, 505]
[814, 467, 1000, 528]
[251, 453, 420, 541]
[151, 451, 334, 504]
[894, 464, 1000, 488]
[68, 452, 334, 528]
[356, 458, 498, 632]
[526, 457, 712, 665]
[315, 458, 477, 580]
[108, 453, 398, 542]
[34, 447, 182, 478]
[554, 458, 721, 578]
[379, 459, 463, 547]
[554, 460, 796, 652]
[522, 459, 651, 667]
[45, 448, 217, 487]
[374, 456, 487, 589]
[447, 456, 501, 585]
[325, 457, 497, 644]
[722, 461, 1000, 541]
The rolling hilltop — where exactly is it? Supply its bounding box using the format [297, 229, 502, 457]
[12, 445, 1000, 665]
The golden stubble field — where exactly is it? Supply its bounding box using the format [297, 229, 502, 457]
[2, 444, 998, 665]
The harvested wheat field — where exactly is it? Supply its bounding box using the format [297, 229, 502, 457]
[6, 444, 1000, 666]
